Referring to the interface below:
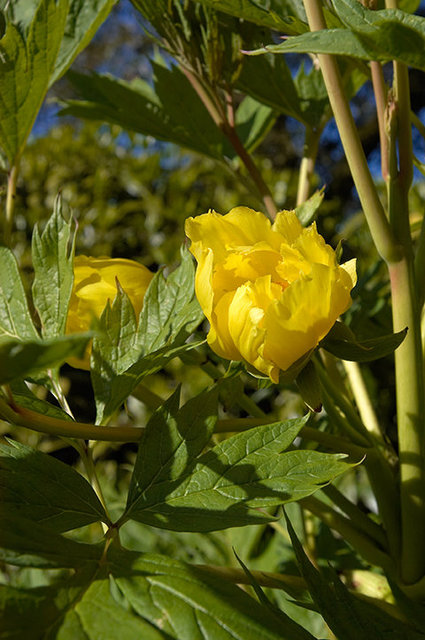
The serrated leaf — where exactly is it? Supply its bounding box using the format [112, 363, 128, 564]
[320, 322, 407, 362]
[32, 196, 76, 338]
[51, 0, 117, 84]
[0, 513, 102, 568]
[0, 247, 39, 341]
[0, 333, 91, 384]
[92, 249, 204, 424]
[0, 439, 108, 532]
[126, 387, 218, 510]
[185, 0, 309, 35]
[62, 64, 230, 161]
[125, 415, 353, 531]
[0, 566, 165, 640]
[0, 0, 68, 164]
[285, 513, 425, 640]
[249, 0, 425, 72]
[111, 549, 298, 640]
[137, 247, 204, 354]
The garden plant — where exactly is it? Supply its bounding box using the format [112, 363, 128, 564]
[1, 0, 425, 638]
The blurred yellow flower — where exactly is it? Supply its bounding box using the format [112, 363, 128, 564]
[66, 256, 153, 370]
[185, 207, 356, 383]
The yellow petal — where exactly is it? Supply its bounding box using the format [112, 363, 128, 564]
[208, 290, 241, 361]
[272, 209, 303, 244]
[66, 256, 153, 369]
[228, 277, 280, 381]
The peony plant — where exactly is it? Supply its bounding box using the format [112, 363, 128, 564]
[1, 0, 425, 638]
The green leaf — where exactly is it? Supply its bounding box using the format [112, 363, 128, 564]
[0, 566, 166, 640]
[0, 513, 102, 568]
[295, 360, 322, 412]
[186, 0, 309, 35]
[126, 387, 218, 512]
[137, 247, 204, 354]
[93, 338, 203, 425]
[0, 0, 68, 164]
[92, 249, 204, 424]
[249, 0, 425, 72]
[285, 513, 425, 640]
[32, 196, 76, 338]
[62, 63, 230, 161]
[320, 321, 407, 362]
[51, 0, 118, 84]
[295, 188, 324, 225]
[0, 333, 91, 384]
[111, 549, 298, 640]
[0, 439, 108, 532]
[0, 247, 39, 341]
[125, 415, 353, 531]
[234, 95, 276, 153]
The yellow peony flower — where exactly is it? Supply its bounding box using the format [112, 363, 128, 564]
[185, 207, 356, 383]
[65, 256, 153, 370]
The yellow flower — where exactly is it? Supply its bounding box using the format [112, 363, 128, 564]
[185, 207, 356, 383]
[65, 256, 153, 369]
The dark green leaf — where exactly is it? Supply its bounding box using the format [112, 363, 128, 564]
[186, 0, 309, 35]
[0, 334, 91, 384]
[51, 0, 117, 84]
[62, 62, 230, 161]
[0, 247, 39, 341]
[111, 549, 298, 639]
[285, 513, 425, 640]
[32, 195, 76, 338]
[0, 439, 108, 532]
[249, 1, 425, 72]
[0, 0, 68, 164]
[0, 513, 102, 568]
[125, 415, 353, 531]
[295, 360, 322, 412]
[321, 321, 407, 362]
[126, 387, 218, 511]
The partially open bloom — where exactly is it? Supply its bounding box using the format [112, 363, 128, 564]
[65, 256, 153, 369]
[185, 207, 356, 383]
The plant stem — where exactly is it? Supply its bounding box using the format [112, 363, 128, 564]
[321, 484, 388, 550]
[5, 163, 18, 247]
[342, 360, 383, 441]
[296, 126, 320, 206]
[388, 257, 425, 582]
[370, 61, 389, 180]
[0, 396, 144, 442]
[302, 0, 399, 263]
[300, 495, 395, 574]
[181, 66, 277, 219]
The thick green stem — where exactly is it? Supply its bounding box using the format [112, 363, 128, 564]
[302, 0, 399, 263]
[5, 164, 18, 247]
[296, 127, 320, 206]
[389, 258, 425, 582]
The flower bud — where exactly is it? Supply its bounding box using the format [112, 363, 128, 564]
[65, 256, 153, 369]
